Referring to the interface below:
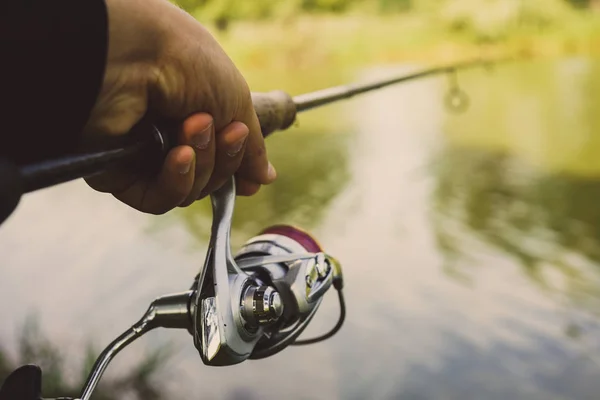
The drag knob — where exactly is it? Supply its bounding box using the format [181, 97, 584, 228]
[242, 285, 284, 326]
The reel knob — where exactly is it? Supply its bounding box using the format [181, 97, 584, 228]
[242, 285, 284, 327]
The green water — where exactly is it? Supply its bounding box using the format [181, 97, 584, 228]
[2, 58, 600, 399]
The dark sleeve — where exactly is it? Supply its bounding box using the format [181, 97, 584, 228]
[0, 0, 109, 166]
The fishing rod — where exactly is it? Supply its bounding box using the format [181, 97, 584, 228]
[0, 56, 503, 400]
[0, 57, 503, 226]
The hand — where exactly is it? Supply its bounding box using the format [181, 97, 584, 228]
[82, 0, 276, 214]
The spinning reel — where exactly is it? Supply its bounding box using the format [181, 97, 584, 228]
[0, 177, 345, 400]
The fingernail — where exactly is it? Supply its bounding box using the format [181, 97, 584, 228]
[179, 158, 193, 174]
[192, 123, 212, 150]
[267, 162, 277, 181]
[227, 135, 248, 157]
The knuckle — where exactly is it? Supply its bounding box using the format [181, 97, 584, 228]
[179, 197, 195, 208]
[225, 146, 246, 160]
[84, 176, 107, 192]
[231, 83, 253, 121]
[143, 191, 188, 215]
[149, 208, 169, 216]
[147, 202, 173, 215]
[172, 186, 191, 202]
[194, 152, 214, 168]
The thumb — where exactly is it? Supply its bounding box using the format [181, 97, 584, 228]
[234, 96, 277, 186]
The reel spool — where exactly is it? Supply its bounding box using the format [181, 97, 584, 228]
[235, 225, 344, 359]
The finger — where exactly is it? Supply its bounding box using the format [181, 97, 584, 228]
[199, 121, 249, 197]
[234, 97, 277, 185]
[235, 177, 261, 196]
[114, 145, 196, 214]
[178, 113, 216, 207]
[85, 166, 138, 194]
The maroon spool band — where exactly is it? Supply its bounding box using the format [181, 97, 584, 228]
[260, 225, 323, 252]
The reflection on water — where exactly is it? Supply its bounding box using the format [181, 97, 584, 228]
[431, 145, 600, 310]
[2, 58, 600, 399]
[433, 57, 600, 316]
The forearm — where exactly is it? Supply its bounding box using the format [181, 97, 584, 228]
[0, 0, 109, 165]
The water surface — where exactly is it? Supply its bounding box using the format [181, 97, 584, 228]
[2, 58, 600, 399]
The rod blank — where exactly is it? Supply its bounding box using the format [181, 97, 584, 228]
[0, 56, 507, 224]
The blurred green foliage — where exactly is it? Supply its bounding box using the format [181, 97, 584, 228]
[174, 0, 595, 16]
[173, 0, 598, 35]
[170, 0, 600, 62]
